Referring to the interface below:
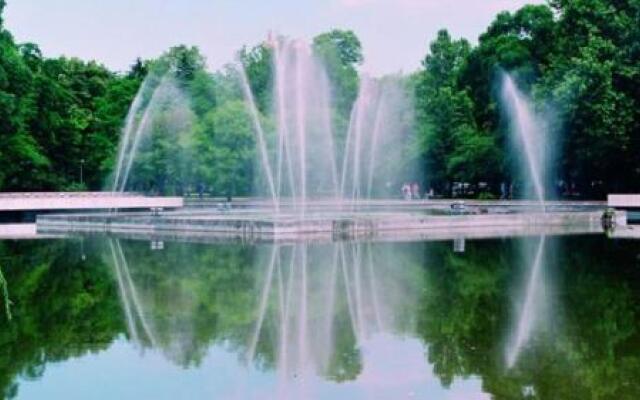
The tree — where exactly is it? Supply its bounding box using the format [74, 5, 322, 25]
[313, 30, 363, 123]
[238, 43, 272, 114]
[535, 0, 640, 196]
[415, 30, 494, 193]
[0, 0, 5, 27]
[459, 5, 556, 130]
[194, 100, 256, 197]
[0, 20, 49, 189]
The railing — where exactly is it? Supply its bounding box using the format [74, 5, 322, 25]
[0, 192, 141, 198]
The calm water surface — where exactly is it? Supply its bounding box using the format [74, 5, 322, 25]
[1, 234, 639, 399]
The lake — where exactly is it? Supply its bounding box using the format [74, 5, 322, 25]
[1, 234, 639, 399]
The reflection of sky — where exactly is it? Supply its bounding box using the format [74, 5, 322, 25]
[16, 334, 488, 400]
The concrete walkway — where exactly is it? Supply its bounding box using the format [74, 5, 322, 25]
[185, 197, 605, 211]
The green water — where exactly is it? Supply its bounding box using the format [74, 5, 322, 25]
[0, 234, 639, 399]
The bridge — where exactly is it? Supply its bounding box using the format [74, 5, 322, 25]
[608, 194, 640, 209]
[0, 192, 183, 212]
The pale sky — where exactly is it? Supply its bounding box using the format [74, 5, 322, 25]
[5, 0, 545, 76]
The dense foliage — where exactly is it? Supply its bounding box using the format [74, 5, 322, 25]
[416, 1, 640, 198]
[0, 1, 639, 198]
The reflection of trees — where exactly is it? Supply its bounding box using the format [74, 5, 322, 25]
[106, 239, 256, 367]
[419, 239, 513, 387]
[2, 236, 640, 398]
[0, 238, 259, 398]
[0, 263, 11, 321]
[0, 238, 425, 398]
[418, 236, 640, 399]
[0, 240, 121, 399]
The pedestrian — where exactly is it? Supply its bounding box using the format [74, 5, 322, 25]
[411, 182, 420, 200]
[401, 183, 411, 200]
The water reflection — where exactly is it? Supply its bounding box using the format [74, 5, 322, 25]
[107, 239, 425, 393]
[1, 236, 640, 399]
[244, 243, 422, 388]
[506, 235, 550, 368]
[109, 239, 158, 350]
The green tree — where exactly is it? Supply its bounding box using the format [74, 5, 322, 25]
[460, 5, 556, 130]
[194, 100, 256, 197]
[535, 0, 640, 196]
[415, 30, 498, 193]
[238, 43, 272, 114]
[313, 30, 363, 137]
[0, 23, 49, 189]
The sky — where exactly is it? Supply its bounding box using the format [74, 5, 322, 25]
[5, 0, 544, 76]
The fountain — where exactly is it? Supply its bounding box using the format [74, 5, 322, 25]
[501, 74, 555, 368]
[36, 39, 611, 240]
[500, 73, 548, 206]
[341, 75, 414, 204]
[237, 64, 279, 208]
[237, 36, 415, 213]
[111, 71, 192, 194]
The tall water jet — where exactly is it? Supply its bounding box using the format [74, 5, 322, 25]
[340, 77, 374, 202]
[271, 37, 340, 211]
[237, 63, 279, 209]
[239, 34, 416, 209]
[112, 76, 152, 194]
[501, 74, 548, 205]
[341, 75, 414, 202]
[111, 72, 192, 194]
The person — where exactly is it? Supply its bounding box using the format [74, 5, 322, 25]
[428, 187, 434, 199]
[411, 182, 420, 200]
[197, 182, 205, 199]
[401, 183, 411, 200]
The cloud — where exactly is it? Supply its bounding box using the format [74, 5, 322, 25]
[340, 0, 376, 7]
[340, 0, 521, 11]
[338, 0, 440, 10]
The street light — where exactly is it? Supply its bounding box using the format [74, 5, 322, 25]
[80, 158, 85, 190]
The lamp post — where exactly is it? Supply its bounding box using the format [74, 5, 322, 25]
[80, 158, 85, 190]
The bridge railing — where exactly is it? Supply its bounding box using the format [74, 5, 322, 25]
[0, 192, 142, 198]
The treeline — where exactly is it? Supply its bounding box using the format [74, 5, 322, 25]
[416, 0, 640, 198]
[0, 0, 364, 195]
[0, 0, 639, 198]
[0, 1, 144, 190]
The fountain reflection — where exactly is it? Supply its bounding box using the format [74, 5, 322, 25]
[106, 239, 425, 386]
[5, 236, 640, 399]
[505, 235, 554, 369]
[245, 243, 422, 385]
[109, 239, 159, 350]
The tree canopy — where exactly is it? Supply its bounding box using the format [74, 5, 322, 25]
[0, 1, 639, 198]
